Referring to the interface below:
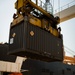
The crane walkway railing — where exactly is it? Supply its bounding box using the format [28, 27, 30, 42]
[31, 0, 53, 14]
[55, 0, 75, 13]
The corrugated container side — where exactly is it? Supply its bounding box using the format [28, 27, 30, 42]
[9, 21, 24, 51]
[26, 23, 63, 59]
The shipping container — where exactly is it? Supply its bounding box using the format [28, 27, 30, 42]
[8, 18, 63, 62]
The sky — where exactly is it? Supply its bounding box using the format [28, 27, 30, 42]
[0, 0, 75, 57]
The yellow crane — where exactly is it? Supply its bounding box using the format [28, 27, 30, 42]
[12, 0, 60, 37]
